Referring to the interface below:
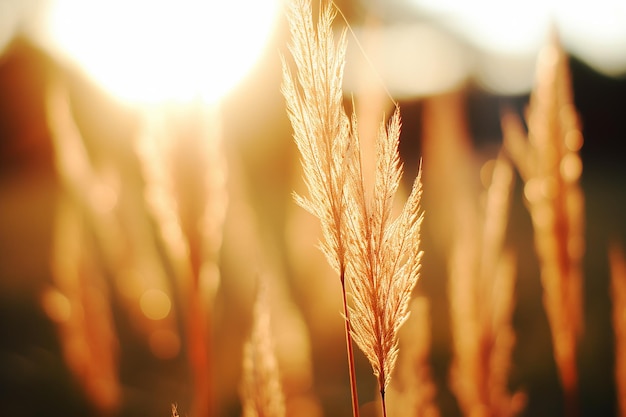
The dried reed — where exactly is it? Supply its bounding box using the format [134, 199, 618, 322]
[420, 90, 523, 417]
[282, 2, 424, 415]
[47, 81, 181, 362]
[344, 108, 424, 417]
[45, 79, 120, 416]
[502, 36, 585, 416]
[240, 282, 287, 417]
[46, 198, 121, 417]
[281, 0, 360, 415]
[448, 152, 525, 417]
[137, 102, 228, 417]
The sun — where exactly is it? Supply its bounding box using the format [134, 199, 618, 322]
[37, 0, 281, 104]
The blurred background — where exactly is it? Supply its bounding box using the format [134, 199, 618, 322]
[1, 0, 625, 416]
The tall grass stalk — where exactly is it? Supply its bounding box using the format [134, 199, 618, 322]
[344, 108, 424, 417]
[448, 152, 524, 417]
[282, 2, 424, 415]
[137, 103, 228, 417]
[281, 1, 360, 415]
[45, 79, 121, 416]
[503, 37, 585, 417]
[240, 282, 287, 417]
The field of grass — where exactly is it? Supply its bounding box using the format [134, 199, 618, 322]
[0, 1, 626, 417]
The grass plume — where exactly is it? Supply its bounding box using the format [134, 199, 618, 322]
[281, 0, 359, 415]
[45, 79, 121, 416]
[240, 282, 287, 417]
[282, 0, 351, 278]
[448, 152, 525, 417]
[345, 108, 424, 415]
[137, 103, 228, 417]
[282, 2, 424, 415]
[502, 36, 585, 416]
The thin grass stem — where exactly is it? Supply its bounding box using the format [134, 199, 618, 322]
[341, 273, 361, 417]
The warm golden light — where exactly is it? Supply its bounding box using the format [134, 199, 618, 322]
[561, 153, 582, 183]
[41, 288, 72, 323]
[408, 0, 626, 91]
[148, 329, 181, 359]
[565, 129, 584, 152]
[555, 0, 626, 76]
[0, 2, 20, 55]
[36, 0, 280, 103]
[343, 23, 469, 98]
[410, 0, 551, 54]
[139, 289, 172, 320]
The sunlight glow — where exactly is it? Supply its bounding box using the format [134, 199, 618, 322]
[38, 0, 280, 104]
[410, 0, 551, 54]
[344, 23, 469, 98]
[409, 0, 626, 77]
[0, 1, 19, 55]
[554, 0, 626, 76]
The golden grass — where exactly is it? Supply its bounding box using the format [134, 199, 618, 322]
[281, 1, 360, 414]
[137, 103, 228, 417]
[281, 0, 352, 279]
[418, 87, 526, 416]
[39, 2, 625, 417]
[45, 79, 121, 416]
[344, 108, 424, 403]
[448, 152, 525, 417]
[502, 36, 585, 415]
[282, 1, 424, 415]
[240, 282, 286, 417]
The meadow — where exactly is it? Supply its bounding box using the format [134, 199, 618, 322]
[0, 1, 625, 416]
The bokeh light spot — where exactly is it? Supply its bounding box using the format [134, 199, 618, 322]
[140, 289, 171, 321]
[561, 153, 582, 183]
[565, 130, 583, 152]
[41, 288, 71, 323]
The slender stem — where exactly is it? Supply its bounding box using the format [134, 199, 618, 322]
[560, 345, 579, 417]
[187, 289, 212, 417]
[341, 270, 360, 417]
[380, 390, 387, 417]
